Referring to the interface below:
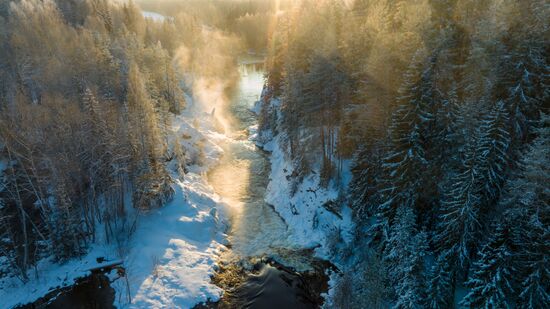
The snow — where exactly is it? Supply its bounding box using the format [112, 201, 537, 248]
[255, 97, 354, 261]
[0, 243, 119, 309]
[261, 134, 354, 260]
[124, 174, 227, 308]
[142, 11, 169, 22]
[0, 96, 231, 308]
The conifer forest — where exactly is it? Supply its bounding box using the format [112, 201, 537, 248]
[0, 0, 548, 308]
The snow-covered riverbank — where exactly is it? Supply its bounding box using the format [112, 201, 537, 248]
[262, 134, 354, 260]
[118, 109, 231, 308]
[0, 99, 233, 308]
[253, 96, 355, 304]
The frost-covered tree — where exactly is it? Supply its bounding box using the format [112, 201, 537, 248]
[497, 113, 550, 308]
[425, 251, 455, 309]
[497, 3, 549, 143]
[435, 100, 512, 269]
[379, 51, 434, 221]
[384, 206, 428, 309]
[302, 52, 349, 183]
[478, 101, 512, 202]
[434, 121, 483, 268]
[126, 63, 173, 210]
[516, 224, 550, 309]
[461, 223, 515, 308]
[330, 245, 389, 309]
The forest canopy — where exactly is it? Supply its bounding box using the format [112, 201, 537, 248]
[0, 0, 187, 281]
[0, 0, 548, 308]
[258, 0, 549, 307]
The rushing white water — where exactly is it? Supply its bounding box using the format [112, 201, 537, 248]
[207, 61, 293, 259]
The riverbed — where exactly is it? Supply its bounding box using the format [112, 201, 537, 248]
[204, 60, 330, 308]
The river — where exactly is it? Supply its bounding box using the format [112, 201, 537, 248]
[205, 59, 329, 308]
[207, 60, 290, 258]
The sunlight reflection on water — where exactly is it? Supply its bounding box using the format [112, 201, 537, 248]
[207, 61, 296, 260]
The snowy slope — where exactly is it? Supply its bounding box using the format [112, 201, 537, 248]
[253, 96, 355, 305]
[261, 135, 354, 260]
[121, 109, 231, 308]
[123, 174, 226, 308]
[254, 97, 354, 261]
[0, 101, 231, 309]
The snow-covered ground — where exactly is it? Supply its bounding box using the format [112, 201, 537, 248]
[142, 11, 165, 22]
[261, 134, 354, 260]
[0, 242, 121, 308]
[254, 97, 354, 259]
[253, 96, 355, 302]
[0, 97, 232, 308]
[123, 174, 226, 308]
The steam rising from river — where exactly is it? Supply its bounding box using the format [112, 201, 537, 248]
[168, 10, 319, 274]
[173, 24, 293, 261]
[174, 27, 242, 135]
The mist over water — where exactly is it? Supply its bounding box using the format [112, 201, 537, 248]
[205, 60, 329, 309]
[207, 61, 294, 259]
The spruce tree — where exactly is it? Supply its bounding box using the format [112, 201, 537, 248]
[379, 50, 433, 222]
[498, 34, 548, 142]
[461, 223, 515, 308]
[434, 120, 484, 269]
[425, 251, 455, 309]
[499, 114, 550, 308]
[477, 101, 511, 202]
[384, 206, 428, 309]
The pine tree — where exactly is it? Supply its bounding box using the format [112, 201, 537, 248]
[435, 100, 512, 270]
[477, 101, 511, 202]
[127, 62, 172, 211]
[434, 123, 483, 269]
[516, 221, 550, 309]
[461, 223, 515, 308]
[350, 144, 385, 221]
[498, 30, 548, 142]
[379, 50, 433, 221]
[498, 113, 550, 309]
[303, 52, 348, 183]
[425, 251, 455, 309]
[281, 63, 305, 160]
[384, 206, 428, 309]
[127, 63, 165, 170]
[431, 82, 463, 177]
